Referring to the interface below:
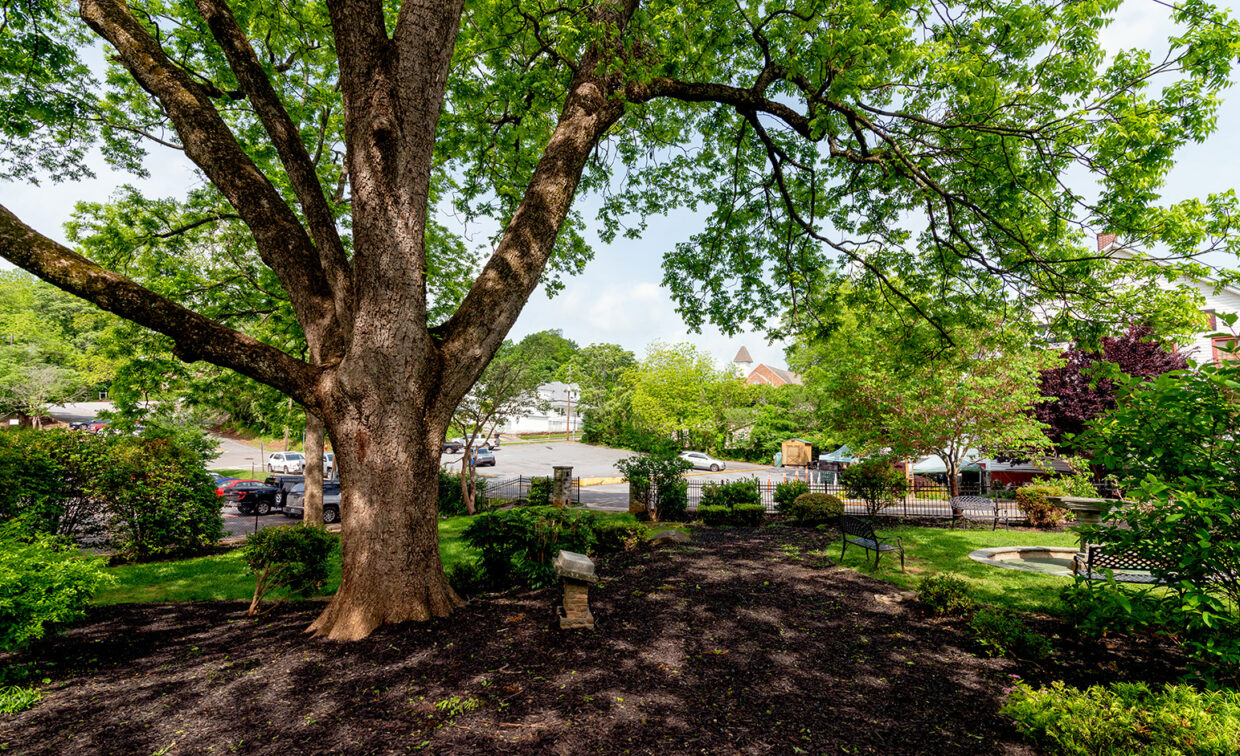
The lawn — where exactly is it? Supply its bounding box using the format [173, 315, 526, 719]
[94, 511, 687, 605]
[830, 524, 1081, 614]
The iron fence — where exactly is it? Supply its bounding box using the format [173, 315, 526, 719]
[479, 475, 581, 508]
[684, 479, 1029, 523]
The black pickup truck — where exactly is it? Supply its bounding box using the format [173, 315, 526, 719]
[225, 481, 281, 515]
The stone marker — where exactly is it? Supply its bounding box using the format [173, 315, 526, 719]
[552, 465, 573, 508]
[650, 529, 691, 546]
[553, 549, 597, 630]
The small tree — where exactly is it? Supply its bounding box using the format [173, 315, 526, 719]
[453, 342, 543, 515]
[1036, 324, 1189, 450]
[840, 457, 909, 516]
[616, 452, 693, 522]
[243, 525, 337, 616]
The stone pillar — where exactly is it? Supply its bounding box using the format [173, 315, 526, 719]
[552, 465, 573, 508]
[553, 550, 598, 630]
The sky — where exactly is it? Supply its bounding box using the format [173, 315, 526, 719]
[2, 0, 1238, 374]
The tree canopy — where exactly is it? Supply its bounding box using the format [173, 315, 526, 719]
[0, 0, 1236, 639]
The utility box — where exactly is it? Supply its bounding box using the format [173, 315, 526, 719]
[781, 439, 813, 467]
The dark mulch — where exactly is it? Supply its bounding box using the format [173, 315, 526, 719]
[1, 526, 1185, 755]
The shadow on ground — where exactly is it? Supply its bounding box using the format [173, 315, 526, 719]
[2, 527, 1122, 754]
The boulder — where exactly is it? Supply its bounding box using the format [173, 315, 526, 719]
[650, 529, 691, 546]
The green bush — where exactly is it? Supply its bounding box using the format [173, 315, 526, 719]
[785, 492, 843, 526]
[242, 525, 338, 615]
[656, 478, 689, 521]
[617, 452, 693, 521]
[698, 503, 764, 527]
[1014, 484, 1068, 528]
[773, 480, 810, 513]
[840, 457, 909, 516]
[700, 478, 761, 509]
[0, 519, 112, 652]
[1059, 583, 1162, 639]
[93, 437, 225, 562]
[1002, 681, 1240, 756]
[917, 574, 975, 616]
[462, 506, 597, 588]
[0, 428, 109, 539]
[445, 558, 488, 597]
[527, 477, 553, 506]
[969, 607, 1051, 659]
[593, 519, 649, 554]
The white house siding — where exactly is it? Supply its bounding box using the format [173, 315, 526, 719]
[499, 382, 585, 434]
[1186, 279, 1240, 364]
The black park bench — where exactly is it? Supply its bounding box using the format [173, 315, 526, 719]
[949, 495, 1001, 530]
[1072, 545, 1172, 584]
[839, 515, 904, 572]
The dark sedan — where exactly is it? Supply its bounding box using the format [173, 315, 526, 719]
[264, 475, 305, 509]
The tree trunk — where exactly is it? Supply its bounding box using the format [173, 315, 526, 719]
[303, 410, 324, 527]
[459, 452, 476, 516]
[308, 400, 462, 640]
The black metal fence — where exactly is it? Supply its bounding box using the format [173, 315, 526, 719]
[684, 479, 1028, 523]
[480, 475, 581, 507]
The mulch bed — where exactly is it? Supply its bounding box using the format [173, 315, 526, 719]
[1, 526, 1185, 755]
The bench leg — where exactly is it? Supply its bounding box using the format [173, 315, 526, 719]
[841, 538, 847, 563]
[873, 548, 881, 571]
[900, 548, 905, 573]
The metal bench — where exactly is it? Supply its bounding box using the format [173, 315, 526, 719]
[950, 495, 1000, 530]
[839, 515, 904, 571]
[1072, 544, 1171, 584]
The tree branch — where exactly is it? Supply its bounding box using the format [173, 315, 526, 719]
[0, 204, 318, 404]
[192, 0, 352, 318]
[78, 0, 341, 352]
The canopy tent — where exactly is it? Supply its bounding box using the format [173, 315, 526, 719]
[818, 445, 858, 464]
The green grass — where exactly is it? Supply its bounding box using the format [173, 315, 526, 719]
[830, 525, 1081, 614]
[209, 468, 261, 480]
[95, 512, 687, 605]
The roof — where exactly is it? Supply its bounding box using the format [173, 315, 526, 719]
[745, 364, 804, 386]
[733, 346, 754, 364]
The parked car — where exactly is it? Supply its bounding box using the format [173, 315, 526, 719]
[324, 451, 335, 478]
[216, 478, 260, 497]
[68, 417, 97, 431]
[266, 451, 305, 473]
[282, 481, 342, 524]
[679, 451, 726, 472]
[209, 471, 237, 487]
[472, 448, 496, 467]
[86, 420, 109, 434]
[224, 480, 281, 515]
[263, 475, 305, 509]
[443, 439, 464, 453]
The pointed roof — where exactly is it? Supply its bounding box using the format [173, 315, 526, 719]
[733, 346, 754, 364]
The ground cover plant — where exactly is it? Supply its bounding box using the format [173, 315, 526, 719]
[1002, 681, 1240, 755]
[0, 527, 1193, 754]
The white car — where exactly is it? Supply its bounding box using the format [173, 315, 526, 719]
[266, 451, 306, 473]
[679, 451, 727, 472]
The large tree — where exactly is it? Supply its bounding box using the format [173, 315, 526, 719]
[0, 0, 1237, 639]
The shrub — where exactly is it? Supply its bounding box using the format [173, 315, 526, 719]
[0, 519, 112, 652]
[593, 520, 649, 554]
[656, 478, 689, 521]
[840, 457, 909, 515]
[93, 438, 225, 562]
[527, 477, 553, 506]
[462, 506, 597, 588]
[969, 607, 1050, 659]
[917, 574, 975, 616]
[773, 480, 810, 513]
[0, 428, 109, 540]
[785, 492, 843, 526]
[445, 559, 488, 597]
[1002, 681, 1240, 756]
[242, 525, 338, 615]
[698, 503, 764, 527]
[700, 478, 760, 509]
[1014, 484, 1068, 528]
[617, 452, 693, 521]
[438, 471, 489, 516]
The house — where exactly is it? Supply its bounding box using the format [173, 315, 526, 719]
[733, 346, 804, 387]
[1098, 233, 1240, 364]
[499, 381, 584, 435]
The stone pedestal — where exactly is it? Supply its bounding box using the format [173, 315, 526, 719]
[553, 550, 597, 630]
[552, 466, 573, 508]
[1051, 496, 1109, 554]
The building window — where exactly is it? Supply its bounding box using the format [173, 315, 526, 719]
[1211, 336, 1237, 363]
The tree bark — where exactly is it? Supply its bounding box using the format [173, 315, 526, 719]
[307, 394, 462, 640]
[303, 410, 325, 527]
